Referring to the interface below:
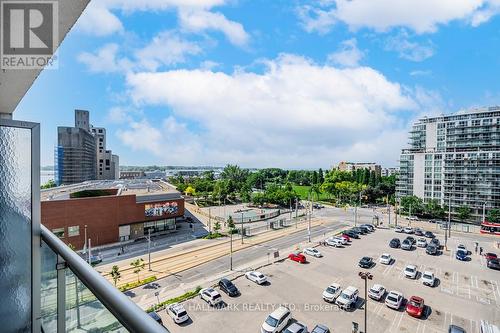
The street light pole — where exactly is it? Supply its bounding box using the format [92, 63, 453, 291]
[230, 231, 233, 270]
[308, 197, 312, 242]
[359, 272, 373, 333]
[448, 195, 451, 239]
[148, 228, 152, 271]
[241, 212, 244, 244]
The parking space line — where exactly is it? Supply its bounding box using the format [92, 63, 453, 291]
[471, 276, 479, 289]
[491, 280, 500, 300]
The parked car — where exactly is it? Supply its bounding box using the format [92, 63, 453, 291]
[448, 325, 466, 333]
[219, 278, 239, 297]
[359, 256, 374, 268]
[487, 258, 500, 270]
[484, 253, 498, 261]
[148, 311, 164, 326]
[368, 284, 386, 301]
[352, 227, 366, 235]
[405, 236, 416, 245]
[261, 306, 292, 333]
[166, 303, 189, 324]
[404, 264, 418, 279]
[404, 227, 414, 234]
[455, 249, 468, 261]
[401, 239, 412, 250]
[389, 238, 400, 248]
[406, 296, 425, 318]
[340, 233, 351, 242]
[421, 271, 436, 287]
[385, 290, 404, 310]
[363, 224, 375, 231]
[343, 230, 359, 239]
[457, 244, 469, 254]
[303, 247, 322, 258]
[407, 216, 418, 221]
[426, 244, 438, 255]
[359, 226, 371, 233]
[325, 237, 343, 247]
[414, 229, 424, 236]
[416, 238, 427, 248]
[289, 252, 307, 263]
[245, 271, 267, 285]
[395, 226, 403, 233]
[336, 286, 359, 310]
[424, 231, 435, 238]
[283, 322, 308, 333]
[322, 283, 342, 303]
[334, 236, 348, 245]
[430, 238, 441, 248]
[379, 253, 392, 265]
[311, 324, 330, 333]
[199, 288, 223, 307]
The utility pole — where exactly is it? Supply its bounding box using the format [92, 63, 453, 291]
[147, 228, 152, 271]
[295, 197, 298, 218]
[395, 198, 399, 227]
[448, 195, 451, 239]
[209, 207, 212, 233]
[241, 212, 244, 244]
[409, 203, 412, 226]
[84, 224, 88, 257]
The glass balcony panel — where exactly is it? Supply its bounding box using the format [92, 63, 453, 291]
[41, 240, 58, 332]
[65, 269, 128, 333]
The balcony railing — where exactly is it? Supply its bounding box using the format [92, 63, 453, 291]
[40, 225, 167, 333]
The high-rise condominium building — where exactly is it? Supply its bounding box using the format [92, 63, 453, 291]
[55, 110, 119, 185]
[337, 161, 382, 176]
[397, 106, 500, 222]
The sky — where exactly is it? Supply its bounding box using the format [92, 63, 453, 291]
[14, 0, 500, 169]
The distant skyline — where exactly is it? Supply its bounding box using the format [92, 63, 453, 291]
[14, 0, 500, 168]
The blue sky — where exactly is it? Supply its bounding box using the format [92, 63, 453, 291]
[14, 0, 500, 168]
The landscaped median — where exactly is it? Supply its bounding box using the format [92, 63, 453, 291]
[101, 217, 328, 288]
[146, 286, 202, 313]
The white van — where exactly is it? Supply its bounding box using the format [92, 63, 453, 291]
[335, 286, 359, 310]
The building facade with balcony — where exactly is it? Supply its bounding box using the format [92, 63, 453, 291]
[396, 106, 500, 222]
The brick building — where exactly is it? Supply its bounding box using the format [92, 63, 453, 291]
[41, 180, 184, 250]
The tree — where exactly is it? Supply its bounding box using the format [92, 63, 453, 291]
[424, 199, 445, 219]
[400, 196, 424, 215]
[130, 259, 145, 283]
[184, 186, 195, 196]
[110, 265, 121, 287]
[457, 205, 472, 222]
[227, 216, 235, 231]
[311, 171, 318, 185]
[487, 209, 500, 223]
[213, 221, 221, 233]
[41, 179, 56, 189]
[309, 184, 321, 201]
[318, 168, 324, 184]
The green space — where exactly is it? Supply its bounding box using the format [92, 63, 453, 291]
[292, 185, 331, 201]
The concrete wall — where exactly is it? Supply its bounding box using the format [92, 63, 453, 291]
[425, 122, 437, 149]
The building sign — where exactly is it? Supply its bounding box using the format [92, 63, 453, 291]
[145, 201, 178, 217]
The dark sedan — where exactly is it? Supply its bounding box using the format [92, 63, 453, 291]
[426, 244, 438, 255]
[424, 231, 435, 239]
[218, 278, 239, 296]
[487, 258, 500, 270]
[405, 236, 416, 245]
[359, 256, 374, 268]
[343, 230, 359, 239]
[389, 238, 401, 248]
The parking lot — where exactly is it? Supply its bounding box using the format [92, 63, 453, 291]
[158, 227, 500, 333]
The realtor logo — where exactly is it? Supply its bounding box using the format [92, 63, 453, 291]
[1, 1, 58, 69]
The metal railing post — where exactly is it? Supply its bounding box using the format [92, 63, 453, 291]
[56, 255, 66, 333]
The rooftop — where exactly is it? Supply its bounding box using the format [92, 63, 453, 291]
[41, 179, 180, 201]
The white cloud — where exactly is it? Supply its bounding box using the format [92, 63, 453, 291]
[178, 9, 250, 47]
[76, 0, 250, 47]
[410, 70, 432, 77]
[77, 44, 133, 73]
[385, 31, 435, 62]
[327, 39, 364, 67]
[77, 2, 123, 36]
[78, 32, 203, 73]
[296, 0, 500, 34]
[115, 54, 423, 167]
[135, 31, 202, 71]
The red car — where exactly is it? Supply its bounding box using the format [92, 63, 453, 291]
[340, 234, 351, 242]
[406, 296, 425, 318]
[288, 253, 307, 263]
[484, 253, 498, 261]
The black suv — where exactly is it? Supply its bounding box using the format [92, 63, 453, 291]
[405, 236, 416, 245]
[424, 231, 435, 239]
[359, 226, 371, 233]
[358, 256, 374, 268]
[343, 230, 359, 239]
[426, 244, 438, 255]
[389, 238, 401, 248]
[430, 238, 441, 248]
[352, 227, 366, 235]
[219, 278, 239, 297]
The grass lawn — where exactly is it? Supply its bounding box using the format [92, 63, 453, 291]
[292, 185, 331, 201]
